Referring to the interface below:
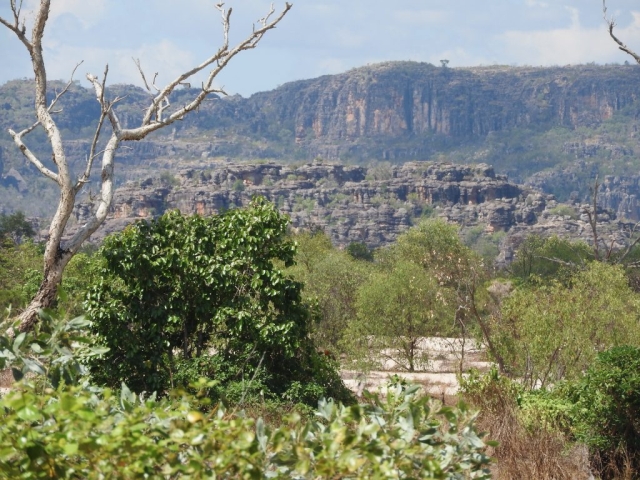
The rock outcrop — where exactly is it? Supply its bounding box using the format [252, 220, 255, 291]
[4, 63, 640, 219]
[71, 160, 631, 267]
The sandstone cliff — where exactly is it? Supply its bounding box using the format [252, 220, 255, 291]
[71, 160, 630, 267]
[4, 63, 640, 218]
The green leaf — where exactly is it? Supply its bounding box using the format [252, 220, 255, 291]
[12, 332, 26, 353]
[17, 404, 42, 422]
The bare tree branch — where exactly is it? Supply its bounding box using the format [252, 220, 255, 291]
[534, 256, 577, 268]
[48, 61, 84, 114]
[0, 0, 31, 51]
[1, 0, 292, 333]
[603, 0, 640, 65]
[8, 60, 83, 184]
[132, 58, 152, 92]
[7, 128, 58, 183]
[615, 221, 640, 264]
[137, 2, 292, 132]
[76, 66, 110, 192]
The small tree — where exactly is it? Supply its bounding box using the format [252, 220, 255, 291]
[345, 261, 453, 372]
[287, 232, 371, 351]
[0, 0, 292, 332]
[0, 211, 35, 244]
[499, 262, 640, 389]
[379, 219, 499, 371]
[567, 346, 640, 478]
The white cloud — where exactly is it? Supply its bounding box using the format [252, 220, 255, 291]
[392, 9, 449, 25]
[43, 40, 199, 87]
[500, 10, 640, 65]
[23, 0, 106, 28]
[335, 29, 367, 49]
[525, 0, 549, 7]
[50, 0, 106, 26]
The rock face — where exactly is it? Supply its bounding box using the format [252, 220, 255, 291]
[598, 175, 640, 221]
[230, 62, 640, 161]
[5, 63, 640, 169]
[4, 63, 640, 219]
[274, 65, 620, 126]
[71, 160, 630, 267]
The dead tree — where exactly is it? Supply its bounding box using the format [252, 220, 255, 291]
[0, 0, 292, 332]
[603, 0, 640, 64]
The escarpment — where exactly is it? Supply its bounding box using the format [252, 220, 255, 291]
[70, 160, 631, 267]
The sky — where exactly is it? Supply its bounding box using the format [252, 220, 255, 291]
[1, 0, 640, 97]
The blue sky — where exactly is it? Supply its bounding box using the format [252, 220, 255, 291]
[2, 1, 640, 97]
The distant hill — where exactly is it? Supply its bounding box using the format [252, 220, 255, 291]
[2, 62, 640, 216]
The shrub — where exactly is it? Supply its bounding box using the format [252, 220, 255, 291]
[0, 382, 493, 479]
[498, 262, 640, 388]
[346, 241, 373, 262]
[85, 199, 351, 406]
[565, 346, 640, 477]
[460, 368, 592, 480]
[547, 204, 578, 219]
[232, 178, 245, 191]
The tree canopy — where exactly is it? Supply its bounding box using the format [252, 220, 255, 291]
[85, 199, 350, 405]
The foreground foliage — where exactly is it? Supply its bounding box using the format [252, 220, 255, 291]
[0, 381, 492, 479]
[0, 310, 492, 478]
[462, 345, 640, 480]
[564, 346, 640, 477]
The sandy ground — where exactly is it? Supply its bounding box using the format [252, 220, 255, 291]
[340, 337, 492, 402]
[1, 337, 491, 402]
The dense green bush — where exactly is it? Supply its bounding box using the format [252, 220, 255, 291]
[497, 262, 640, 388]
[0, 381, 492, 479]
[0, 211, 35, 244]
[85, 199, 351, 405]
[0, 239, 98, 318]
[508, 234, 592, 284]
[287, 232, 372, 352]
[0, 308, 491, 478]
[564, 346, 640, 476]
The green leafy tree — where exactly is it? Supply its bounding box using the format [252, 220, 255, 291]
[344, 261, 454, 372]
[0, 240, 42, 314]
[346, 241, 374, 262]
[0, 211, 35, 244]
[564, 346, 640, 478]
[289, 230, 334, 272]
[0, 1, 291, 334]
[375, 219, 496, 371]
[497, 262, 640, 388]
[509, 234, 592, 284]
[85, 199, 350, 405]
[288, 232, 371, 351]
[382, 220, 487, 321]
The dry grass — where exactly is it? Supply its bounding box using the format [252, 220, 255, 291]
[480, 406, 591, 479]
[590, 449, 638, 480]
[465, 381, 592, 480]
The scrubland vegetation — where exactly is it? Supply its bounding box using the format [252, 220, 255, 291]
[1, 202, 640, 478]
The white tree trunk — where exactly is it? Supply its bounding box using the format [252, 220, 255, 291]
[0, 0, 292, 332]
